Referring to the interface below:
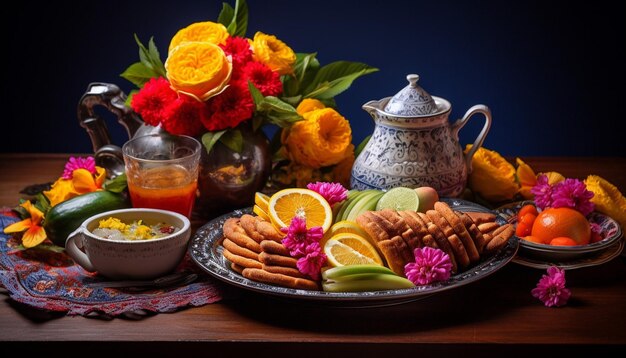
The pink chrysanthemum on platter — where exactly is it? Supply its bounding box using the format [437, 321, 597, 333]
[404, 247, 452, 285]
[306, 182, 348, 206]
[280, 216, 324, 257]
[531, 266, 571, 307]
[296, 243, 327, 281]
[62, 156, 97, 179]
[551, 178, 595, 216]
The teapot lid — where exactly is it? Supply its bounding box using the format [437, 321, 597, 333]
[383, 74, 438, 116]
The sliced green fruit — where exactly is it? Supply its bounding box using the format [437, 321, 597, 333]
[322, 274, 415, 292]
[346, 190, 383, 221]
[339, 189, 378, 222]
[376, 187, 420, 211]
[322, 264, 395, 281]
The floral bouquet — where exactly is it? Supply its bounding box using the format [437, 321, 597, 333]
[121, 0, 377, 191]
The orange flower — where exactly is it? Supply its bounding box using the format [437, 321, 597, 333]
[516, 157, 537, 200]
[250, 32, 296, 75]
[3, 201, 47, 248]
[465, 145, 518, 202]
[283, 108, 352, 168]
[168, 21, 229, 52]
[44, 167, 106, 207]
[296, 98, 326, 115]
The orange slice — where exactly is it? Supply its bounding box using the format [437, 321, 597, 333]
[268, 188, 332, 232]
[252, 205, 271, 222]
[254, 192, 270, 213]
[324, 232, 384, 267]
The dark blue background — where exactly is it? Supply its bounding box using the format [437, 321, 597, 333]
[2, 0, 624, 156]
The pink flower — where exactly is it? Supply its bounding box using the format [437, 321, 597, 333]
[62, 156, 96, 179]
[280, 216, 324, 257]
[551, 178, 595, 216]
[296, 243, 327, 281]
[306, 182, 347, 206]
[531, 266, 571, 307]
[531, 174, 553, 210]
[404, 247, 452, 285]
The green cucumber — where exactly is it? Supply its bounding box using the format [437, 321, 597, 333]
[44, 190, 130, 247]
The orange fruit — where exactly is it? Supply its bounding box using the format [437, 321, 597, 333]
[531, 207, 591, 245]
[522, 235, 545, 244]
[550, 237, 579, 246]
[268, 188, 333, 232]
[323, 233, 384, 267]
[518, 204, 538, 220]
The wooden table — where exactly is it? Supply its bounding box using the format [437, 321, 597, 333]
[1, 154, 625, 355]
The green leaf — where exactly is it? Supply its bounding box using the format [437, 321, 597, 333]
[104, 173, 128, 193]
[252, 116, 264, 132]
[125, 89, 139, 107]
[202, 130, 227, 155]
[282, 53, 319, 97]
[355, 134, 371, 157]
[223, 0, 248, 37]
[132, 34, 165, 79]
[304, 61, 378, 99]
[248, 81, 265, 106]
[219, 129, 243, 153]
[280, 95, 302, 107]
[34, 193, 50, 214]
[148, 37, 166, 77]
[120, 62, 155, 87]
[217, 2, 235, 27]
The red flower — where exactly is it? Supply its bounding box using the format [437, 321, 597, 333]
[220, 36, 253, 78]
[202, 81, 254, 131]
[242, 61, 283, 97]
[130, 77, 177, 127]
[161, 94, 206, 136]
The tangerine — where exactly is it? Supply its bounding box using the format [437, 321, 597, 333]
[550, 237, 579, 246]
[522, 235, 545, 244]
[531, 207, 591, 245]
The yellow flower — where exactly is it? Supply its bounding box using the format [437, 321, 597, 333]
[541, 171, 565, 185]
[465, 145, 518, 202]
[165, 42, 233, 101]
[584, 175, 626, 229]
[283, 108, 352, 168]
[516, 157, 537, 200]
[3, 201, 47, 248]
[44, 167, 106, 207]
[251, 31, 296, 75]
[168, 21, 229, 53]
[296, 99, 326, 115]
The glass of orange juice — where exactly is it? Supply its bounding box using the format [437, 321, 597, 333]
[122, 133, 201, 218]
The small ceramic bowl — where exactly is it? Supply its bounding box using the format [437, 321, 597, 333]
[496, 201, 623, 262]
[65, 208, 191, 280]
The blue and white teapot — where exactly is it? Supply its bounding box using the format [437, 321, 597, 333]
[350, 74, 492, 197]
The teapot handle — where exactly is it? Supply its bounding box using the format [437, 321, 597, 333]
[451, 104, 492, 174]
[77, 82, 144, 177]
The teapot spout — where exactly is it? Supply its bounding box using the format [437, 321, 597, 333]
[362, 100, 382, 118]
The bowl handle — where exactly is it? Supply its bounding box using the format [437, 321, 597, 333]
[65, 228, 96, 272]
[451, 104, 492, 174]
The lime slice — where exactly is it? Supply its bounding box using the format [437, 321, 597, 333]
[375, 187, 420, 211]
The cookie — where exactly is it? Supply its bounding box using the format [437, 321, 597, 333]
[262, 264, 306, 279]
[240, 214, 265, 243]
[260, 240, 290, 256]
[223, 238, 259, 261]
[223, 248, 262, 269]
[484, 224, 514, 254]
[223, 218, 262, 253]
[259, 251, 298, 268]
[242, 268, 319, 291]
[426, 222, 461, 272]
[458, 212, 488, 254]
[466, 211, 497, 225]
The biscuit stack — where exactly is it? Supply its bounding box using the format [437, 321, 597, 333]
[356, 201, 514, 275]
[221, 214, 319, 290]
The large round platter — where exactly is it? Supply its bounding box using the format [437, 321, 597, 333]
[189, 198, 519, 307]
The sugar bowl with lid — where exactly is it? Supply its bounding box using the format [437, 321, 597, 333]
[351, 74, 493, 197]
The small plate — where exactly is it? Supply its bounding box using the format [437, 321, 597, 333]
[189, 198, 519, 308]
[496, 201, 624, 267]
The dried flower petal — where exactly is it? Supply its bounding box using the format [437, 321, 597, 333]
[404, 247, 452, 285]
[306, 182, 347, 206]
[531, 266, 571, 307]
